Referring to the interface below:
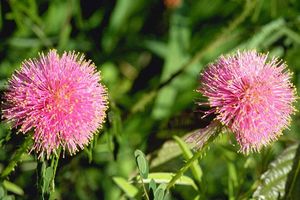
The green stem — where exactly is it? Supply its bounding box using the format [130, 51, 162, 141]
[166, 128, 221, 190]
[140, 175, 150, 200]
[1, 135, 33, 179]
[51, 148, 61, 192]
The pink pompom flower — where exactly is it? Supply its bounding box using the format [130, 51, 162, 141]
[198, 50, 296, 153]
[3, 50, 108, 158]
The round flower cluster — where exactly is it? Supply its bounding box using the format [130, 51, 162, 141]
[3, 50, 108, 158]
[198, 50, 296, 153]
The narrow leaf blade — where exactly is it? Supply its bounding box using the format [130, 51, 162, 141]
[113, 177, 138, 198]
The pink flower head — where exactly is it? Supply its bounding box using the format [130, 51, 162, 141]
[3, 50, 108, 158]
[198, 50, 296, 153]
[164, 0, 182, 9]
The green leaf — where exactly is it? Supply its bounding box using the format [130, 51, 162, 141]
[154, 184, 167, 200]
[112, 177, 138, 198]
[284, 143, 300, 200]
[253, 144, 298, 200]
[3, 180, 24, 196]
[140, 172, 197, 190]
[173, 136, 203, 183]
[134, 149, 149, 179]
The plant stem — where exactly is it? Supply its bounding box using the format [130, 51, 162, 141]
[140, 175, 150, 200]
[51, 148, 61, 192]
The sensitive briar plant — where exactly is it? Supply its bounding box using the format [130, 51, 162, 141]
[198, 50, 296, 153]
[2, 50, 108, 158]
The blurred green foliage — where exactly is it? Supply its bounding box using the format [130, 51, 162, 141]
[0, 0, 300, 199]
